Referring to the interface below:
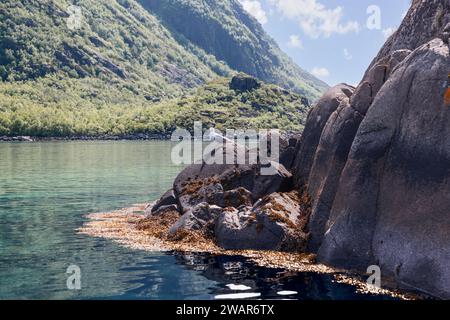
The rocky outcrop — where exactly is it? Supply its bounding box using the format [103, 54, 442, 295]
[229, 74, 261, 92]
[318, 38, 450, 298]
[149, 137, 309, 252]
[292, 84, 354, 189]
[292, 0, 450, 298]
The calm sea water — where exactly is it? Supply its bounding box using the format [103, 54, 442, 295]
[0, 141, 398, 300]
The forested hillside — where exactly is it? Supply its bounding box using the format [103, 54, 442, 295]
[0, 0, 327, 137]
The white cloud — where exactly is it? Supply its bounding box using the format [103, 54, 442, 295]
[287, 35, 303, 48]
[311, 67, 330, 79]
[343, 48, 352, 60]
[268, 0, 359, 38]
[382, 27, 397, 39]
[239, 0, 268, 25]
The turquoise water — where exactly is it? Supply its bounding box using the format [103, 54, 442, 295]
[0, 141, 398, 300]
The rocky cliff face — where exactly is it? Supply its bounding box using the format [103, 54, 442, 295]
[293, 0, 450, 298]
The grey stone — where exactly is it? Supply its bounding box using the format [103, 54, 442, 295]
[149, 204, 180, 217]
[289, 1, 450, 298]
[318, 38, 450, 298]
[169, 202, 223, 235]
[292, 84, 355, 188]
[151, 189, 178, 213]
[215, 192, 309, 251]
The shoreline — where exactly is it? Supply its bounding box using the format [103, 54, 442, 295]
[0, 134, 171, 142]
[77, 203, 421, 301]
[0, 131, 301, 143]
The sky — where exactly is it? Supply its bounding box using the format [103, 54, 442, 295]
[239, 0, 412, 87]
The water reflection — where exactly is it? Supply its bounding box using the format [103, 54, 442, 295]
[111, 252, 399, 300]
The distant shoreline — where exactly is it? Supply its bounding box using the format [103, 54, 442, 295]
[0, 131, 301, 142]
[0, 134, 171, 142]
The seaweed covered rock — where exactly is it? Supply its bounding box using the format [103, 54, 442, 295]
[148, 136, 307, 252]
[173, 143, 293, 214]
[215, 191, 310, 251]
[169, 202, 223, 236]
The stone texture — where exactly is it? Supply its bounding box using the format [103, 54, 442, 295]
[318, 38, 450, 298]
[306, 49, 412, 251]
[292, 84, 354, 188]
[169, 202, 223, 236]
[149, 204, 180, 217]
[151, 189, 178, 213]
[174, 143, 292, 213]
[215, 192, 309, 251]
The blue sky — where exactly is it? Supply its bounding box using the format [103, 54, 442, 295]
[239, 0, 411, 86]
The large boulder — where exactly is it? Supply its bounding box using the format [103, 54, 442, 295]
[229, 74, 260, 92]
[306, 49, 412, 251]
[215, 192, 309, 251]
[289, 0, 450, 298]
[318, 38, 450, 298]
[292, 84, 354, 188]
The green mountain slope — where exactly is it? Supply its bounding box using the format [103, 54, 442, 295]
[0, 0, 327, 137]
[0, 0, 231, 101]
